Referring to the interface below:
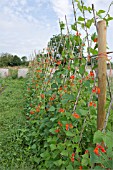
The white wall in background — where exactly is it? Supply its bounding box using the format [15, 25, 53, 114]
[18, 68, 28, 78]
[0, 69, 9, 78]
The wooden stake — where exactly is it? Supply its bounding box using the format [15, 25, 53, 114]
[97, 20, 107, 130]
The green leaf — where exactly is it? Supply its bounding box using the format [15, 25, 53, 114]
[106, 148, 113, 158]
[57, 143, 65, 151]
[82, 153, 89, 166]
[79, 65, 85, 75]
[83, 6, 87, 11]
[46, 90, 52, 95]
[105, 15, 113, 26]
[97, 10, 105, 15]
[66, 131, 75, 137]
[62, 94, 74, 101]
[49, 128, 56, 134]
[71, 24, 77, 31]
[92, 64, 98, 70]
[40, 152, 45, 158]
[50, 117, 57, 122]
[73, 136, 80, 142]
[31, 144, 36, 149]
[52, 150, 60, 159]
[79, 109, 88, 116]
[44, 153, 50, 160]
[33, 157, 40, 163]
[44, 142, 48, 148]
[60, 21, 65, 30]
[50, 144, 57, 151]
[81, 23, 85, 28]
[51, 83, 58, 89]
[86, 19, 93, 28]
[94, 43, 98, 49]
[93, 130, 104, 143]
[90, 48, 98, 55]
[61, 150, 68, 156]
[56, 78, 61, 84]
[47, 137, 52, 142]
[78, 16, 85, 21]
[48, 106, 55, 111]
[66, 165, 74, 170]
[106, 16, 113, 21]
[77, 2, 82, 11]
[54, 159, 63, 166]
[83, 80, 91, 88]
[61, 99, 69, 104]
[103, 131, 113, 148]
[87, 7, 92, 12]
[91, 32, 97, 41]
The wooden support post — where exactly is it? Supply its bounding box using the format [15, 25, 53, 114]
[97, 20, 107, 130]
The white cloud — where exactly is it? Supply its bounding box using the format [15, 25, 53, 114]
[0, 14, 55, 57]
[19, 0, 27, 6]
[0, 0, 58, 58]
[50, 0, 72, 22]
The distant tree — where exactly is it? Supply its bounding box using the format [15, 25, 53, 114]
[0, 53, 22, 67]
[0, 53, 12, 67]
[12, 55, 21, 66]
[21, 56, 27, 62]
[7, 54, 14, 66]
[21, 56, 29, 66]
[0, 54, 6, 67]
[21, 56, 27, 65]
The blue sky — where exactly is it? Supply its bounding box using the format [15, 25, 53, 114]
[0, 0, 113, 60]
